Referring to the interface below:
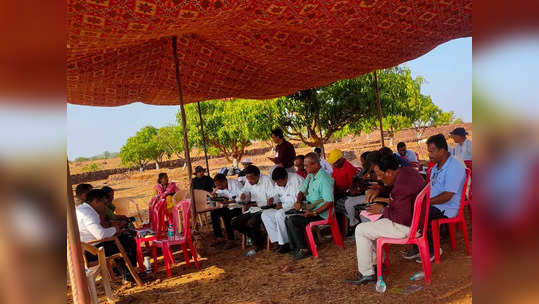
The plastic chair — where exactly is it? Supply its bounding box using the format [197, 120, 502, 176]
[431, 168, 471, 263]
[134, 198, 167, 271]
[112, 197, 143, 223]
[81, 243, 117, 304]
[193, 189, 213, 229]
[305, 206, 344, 258]
[152, 200, 200, 278]
[376, 183, 432, 283]
[463, 160, 472, 218]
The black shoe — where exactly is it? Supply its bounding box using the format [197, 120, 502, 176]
[292, 249, 312, 260]
[346, 274, 377, 285]
[272, 245, 281, 252]
[402, 247, 420, 260]
[288, 249, 298, 257]
[277, 244, 291, 254]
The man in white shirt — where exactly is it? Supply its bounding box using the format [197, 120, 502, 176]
[231, 165, 275, 256]
[261, 167, 304, 253]
[396, 142, 418, 163]
[76, 189, 137, 283]
[209, 174, 244, 249]
[449, 127, 472, 163]
[315, 147, 333, 175]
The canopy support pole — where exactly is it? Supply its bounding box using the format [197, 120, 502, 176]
[373, 70, 385, 147]
[67, 161, 91, 304]
[171, 36, 197, 221]
[197, 101, 210, 173]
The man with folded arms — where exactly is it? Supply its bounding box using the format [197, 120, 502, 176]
[262, 167, 304, 254]
[347, 154, 425, 285]
[209, 173, 244, 249]
[286, 152, 334, 260]
[231, 165, 275, 256]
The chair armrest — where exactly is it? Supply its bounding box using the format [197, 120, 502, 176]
[87, 236, 117, 245]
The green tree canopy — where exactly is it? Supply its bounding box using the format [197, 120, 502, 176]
[156, 125, 184, 160]
[120, 126, 164, 169]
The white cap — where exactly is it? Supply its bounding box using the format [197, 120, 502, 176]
[241, 158, 252, 164]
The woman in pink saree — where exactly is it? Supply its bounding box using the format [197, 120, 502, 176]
[149, 173, 178, 230]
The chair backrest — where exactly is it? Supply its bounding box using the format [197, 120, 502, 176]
[173, 189, 188, 203]
[407, 183, 431, 242]
[415, 152, 420, 162]
[455, 168, 471, 218]
[112, 198, 142, 222]
[152, 198, 169, 238]
[193, 189, 211, 213]
[172, 200, 192, 239]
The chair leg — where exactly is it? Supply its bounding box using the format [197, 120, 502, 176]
[460, 220, 471, 255]
[152, 246, 158, 273]
[383, 244, 390, 276]
[241, 234, 246, 250]
[376, 240, 384, 279]
[431, 220, 441, 264]
[163, 243, 172, 278]
[188, 240, 200, 270]
[136, 239, 145, 271]
[329, 218, 344, 249]
[99, 264, 117, 303]
[448, 223, 457, 251]
[305, 226, 318, 258]
[181, 244, 191, 268]
[87, 275, 98, 304]
[266, 237, 271, 251]
[418, 240, 432, 284]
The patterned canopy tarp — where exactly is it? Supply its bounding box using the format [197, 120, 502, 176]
[67, 0, 472, 107]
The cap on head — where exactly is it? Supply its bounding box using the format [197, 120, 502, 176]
[195, 165, 206, 173]
[450, 127, 468, 136]
[327, 149, 343, 165]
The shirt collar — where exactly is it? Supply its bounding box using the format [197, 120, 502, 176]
[435, 155, 454, 172]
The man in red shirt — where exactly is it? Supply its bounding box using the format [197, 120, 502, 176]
[328, 149, 358, 195]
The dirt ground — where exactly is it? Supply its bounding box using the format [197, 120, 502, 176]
[68, 124, 472, 303]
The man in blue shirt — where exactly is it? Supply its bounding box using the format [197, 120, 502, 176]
[404, 134, 466, 262]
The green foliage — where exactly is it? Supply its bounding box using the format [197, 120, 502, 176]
[120, 126, 164, 169]
[156, 125, 184, 159]
[73, 151, 119, 163]
[75, 156, 90, 162]
[82, 163, 100, 172]
[177, 99, 279, 162]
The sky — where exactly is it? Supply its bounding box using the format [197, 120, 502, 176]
[67, 37, 472, 160]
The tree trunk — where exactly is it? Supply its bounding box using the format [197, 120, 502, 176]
[155, 161, 160, 170]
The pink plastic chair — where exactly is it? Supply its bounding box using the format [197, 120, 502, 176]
[305, 206, 344, 258]
[431, 168, 471, 263]
[151, 200, 200, 278]
[134, 198, 167, 271]
[376, 183, 432, 283]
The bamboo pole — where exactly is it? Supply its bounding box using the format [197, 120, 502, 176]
[197, 101, 210, 173]
[67, 161, 91, 304]
[171, 36, 197, 219]
[373, 71, 385, 147]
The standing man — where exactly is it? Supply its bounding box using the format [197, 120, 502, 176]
[314, 147, 333, 175]
[269, 128, 296, 173]
[449, 127, 472, 163]
[403, 134, 466, 262]
[286, 152, 334, 260]
[262, 167, 304, 253]
[192, 165, 215, 193]
[231, 165, 275, 256]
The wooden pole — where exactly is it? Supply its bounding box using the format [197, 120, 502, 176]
[373, 71, 385, 147]
[197, 101, 210, 173]
[171, 36, 197, 219]
[66, 161, 91, 304]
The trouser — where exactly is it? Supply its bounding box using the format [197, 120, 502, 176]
[355, 218, 411, 276]
[427, 206, 448, 252]
[231, 211, 266, 249]
[210, 207, 242, 240]
[261, 209, 289, 245]
[85, 234, 137, 280]
[285, 214, 323, 251]
[345, 195, 367, 226]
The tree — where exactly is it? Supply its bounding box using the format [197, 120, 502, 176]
[156, 125, 184, 160]
[177, 99, 279, 163]
[275, 77, 375, 149]
[120, 126, 164, 170]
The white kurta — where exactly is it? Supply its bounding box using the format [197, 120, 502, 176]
[215, 178, 243, 210]
[450, 138, 472, 162]
[76, 203, 117, 243]
[241, 175, 275, 213]
[262, 173, 304, 245]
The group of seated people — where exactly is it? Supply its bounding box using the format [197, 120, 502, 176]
[75, 183, 139, 284]
[74, 125, 472, 285]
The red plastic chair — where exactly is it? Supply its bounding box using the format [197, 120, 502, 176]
[376, 183, 432, 283]
[134, 198, 167, 271]
[431, 168, 471, 263]
[463, 160, 472, 218]
[305, 206, 344, 258]
[152, 200, 200, 278]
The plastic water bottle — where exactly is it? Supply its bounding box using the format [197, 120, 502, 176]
[410, 271, 425, 281]
[375, 276, 387, 293]
[143, 256, 152, 274]
[167, 224, 174, 238]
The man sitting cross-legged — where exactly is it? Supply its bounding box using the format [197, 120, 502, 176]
[262, 167, 304, 254]
[209, 173, 244, 249]
[285, 152, 335, 260]
[346, 154, 425, 285]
